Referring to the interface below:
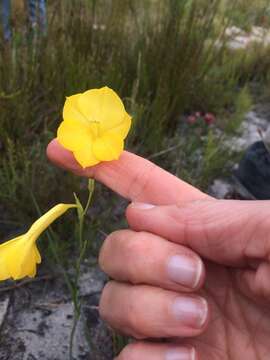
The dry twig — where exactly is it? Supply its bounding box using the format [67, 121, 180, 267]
[0, 275, 53, 293]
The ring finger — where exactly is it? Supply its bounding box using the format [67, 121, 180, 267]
[99, 281, 209, 339]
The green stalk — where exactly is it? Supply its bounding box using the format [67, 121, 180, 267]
[69, 179, 95, 360]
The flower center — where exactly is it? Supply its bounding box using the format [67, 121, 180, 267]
[89, 120, 100, 138]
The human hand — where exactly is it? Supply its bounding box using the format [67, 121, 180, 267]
[47, 139, 270, 360]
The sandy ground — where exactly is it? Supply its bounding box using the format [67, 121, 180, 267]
[0, 261, 113, 360]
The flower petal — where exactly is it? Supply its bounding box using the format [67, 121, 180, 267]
[19, 244, 41, 279]
[78, 87, 127, 131]
[63, 94, 89, 126]
[34, 245, 41, 264]
[57, 120, 93, 152]
[92, 132, 124, 161]
[104, 113, 132, 139]
[0, 235, 29, 280]
[0, 261, 9, 281]
[0, 266, 9, 281]
[0, 236, 24, 280]
[73, 145, 100, 168]
[28, 204, 77, 240]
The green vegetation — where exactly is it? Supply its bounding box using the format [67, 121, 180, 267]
[0, 0, 270, 260]
[1, 0, 270, 357]
[223, 0, 270, 30]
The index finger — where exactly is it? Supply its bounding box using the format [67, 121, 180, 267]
[47, 139, 208, 205]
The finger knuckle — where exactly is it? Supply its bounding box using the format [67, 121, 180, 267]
[98, 281, 113, 322]
[128, 160, 156, 200]
[98, 231, 123, 271]
[125, 231, 148, 256]
[124, 233, 148, 283]
[98, 245, 107, 272]
[126, 290, 148, 339]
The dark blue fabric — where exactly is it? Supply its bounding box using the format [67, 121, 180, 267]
[1, 0, 11, 41]
[235, 141, 270, 199]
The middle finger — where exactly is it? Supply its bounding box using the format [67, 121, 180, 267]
[99, 229, 205, 292]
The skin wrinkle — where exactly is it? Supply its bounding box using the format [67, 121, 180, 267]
[202, 206, 245, 265]
[173, 201, 239, 264]
[94, 162, 122, 188]
[199, 220, 223, 263]
[204, 274, 238, 330]
[205, 273, 236, 358]
[236, 269, 255, 301]
[205, 268, 268, 360]
[123, 231, 151, 285]
[246, 310, 267, 359]
[228, 274, 260, 338]
[222, 281, 232, 360]
[127, 160, 157, 202]
[176, 200, 259, 267]
[128, 285, 153, 339]
[243, 211, 270, 261]
[188, 329, 228, 360]
[195, 317, 225, 357]
[236, 266, 270, 309]
[205, 344, 226, 359]
[232, 281, 260, 360]
[173, 202, 211, 250]
[243, 223, 260, 262]
[197, 341, 226, 360]
[204, 288, 237, 360]
[261, 348, 270, 360]
[256, 262, 270, 301]
[205, 270, 248, 334]
[257, 214, 270, 261]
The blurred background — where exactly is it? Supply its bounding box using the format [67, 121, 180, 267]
[1, 1, 270, 359]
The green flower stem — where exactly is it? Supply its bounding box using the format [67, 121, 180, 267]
[31, 181, 95, 360]
[69, 179, 95, 360]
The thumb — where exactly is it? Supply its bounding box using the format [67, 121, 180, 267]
[126, 199, 270, 267]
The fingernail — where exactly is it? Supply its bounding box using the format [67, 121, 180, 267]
[166, 347, 196, 360]
[131, 202, 155, 210]
[171, 296, 208, 329]
[167, 255, 202, 289]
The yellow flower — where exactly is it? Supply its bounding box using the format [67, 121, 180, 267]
[0, 204, 76, 281]
[57, 86, 132, 168]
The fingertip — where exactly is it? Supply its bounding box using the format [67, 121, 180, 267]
[46, 138, 58, 162]
[195, 257, 206, 290]
[125, 203, 142, 230]
[46, 138, 72, 166]
[125, 202, 155, 221]
[126, 202, 160, 234]
[46, 138, 87, 175]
